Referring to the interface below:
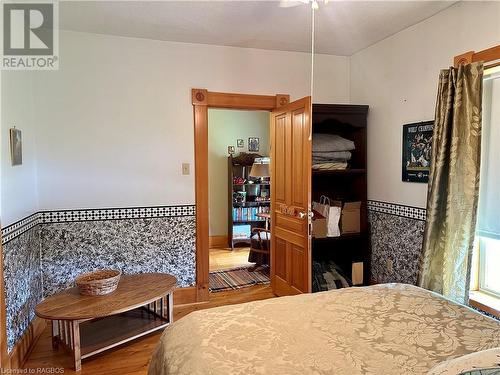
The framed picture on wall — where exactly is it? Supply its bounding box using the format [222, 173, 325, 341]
[402, 121, 434, 183]
[9, 128, 22, 166]
[228, 145, 235, 154]
[248, 137, 260, 152]
[237, 139, 244, 148]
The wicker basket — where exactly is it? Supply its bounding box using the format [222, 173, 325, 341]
[75, 269, 121, 296]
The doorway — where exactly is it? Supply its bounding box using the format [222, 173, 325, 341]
[191, 89, 289, 302]
[208, 109, 271, 293]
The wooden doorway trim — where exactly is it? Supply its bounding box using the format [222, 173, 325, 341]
[454, 44, 500, 69]
[192, 89, 290, 302]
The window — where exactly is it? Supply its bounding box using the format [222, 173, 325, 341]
[478, 237, 500, 297]
[473, 66, 500, 302]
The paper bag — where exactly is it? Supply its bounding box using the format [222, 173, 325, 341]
[312, 210, 327, 238]
[312, 196, 341, 237]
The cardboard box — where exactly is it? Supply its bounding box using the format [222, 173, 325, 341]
[341, 201, 361, 234]
[311, 209, 327, 238]
[352, 262, 364, 285]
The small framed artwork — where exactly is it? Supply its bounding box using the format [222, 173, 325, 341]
[248, 137, 260, 152]
[402, 121, 434, 183]
[10, 128, 22, 166]
[237, 139, 244, 148]
[228, 145, 235, 154]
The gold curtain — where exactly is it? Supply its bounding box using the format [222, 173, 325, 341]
[418, 62, 484, 304]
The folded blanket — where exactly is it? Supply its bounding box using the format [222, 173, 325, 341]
[312, 260, 352, 292]
[312, 151, 352, 160]
[312, 162, 348, 170]
[313, 158, 349, 165]
[313, 134, 355, 152]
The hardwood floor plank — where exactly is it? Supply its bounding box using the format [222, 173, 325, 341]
[209, 247, 253, 271]
[23, 284, 275, 374]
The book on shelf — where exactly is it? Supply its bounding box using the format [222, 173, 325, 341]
[232, 206, 270, 222]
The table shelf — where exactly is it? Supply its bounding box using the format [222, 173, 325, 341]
[80, 307, 168, 358]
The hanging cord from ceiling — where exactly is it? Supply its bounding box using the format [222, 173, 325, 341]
[309, 5, 315, 140]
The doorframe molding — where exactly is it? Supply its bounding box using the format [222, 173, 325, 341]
[191, 89, 290, 302]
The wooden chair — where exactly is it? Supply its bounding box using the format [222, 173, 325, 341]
[248, 228, 270, 271]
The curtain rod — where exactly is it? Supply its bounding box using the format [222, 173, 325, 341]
[454, 44, 500, 68]
[485, 61, 500, 70]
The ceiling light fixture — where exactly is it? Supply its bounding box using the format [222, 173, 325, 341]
[309, 0, 318, 140]
[280, 0, 328, 9]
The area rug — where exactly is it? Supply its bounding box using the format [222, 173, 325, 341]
[209, 266, 270, 292]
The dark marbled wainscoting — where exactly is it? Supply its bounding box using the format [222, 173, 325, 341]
[2, 225, 43, 352]
[41, 216, 196, 296]
[1, 205, 195, 353]
[367, 201, 426, 285]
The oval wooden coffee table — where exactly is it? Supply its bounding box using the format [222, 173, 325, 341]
[36, 273, 177, 371]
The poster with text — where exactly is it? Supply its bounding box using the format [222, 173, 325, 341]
[402, 121, 434, 183]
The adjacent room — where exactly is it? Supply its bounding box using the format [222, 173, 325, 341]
[0, 1, 499, 374]
[208, 109, 272, 292]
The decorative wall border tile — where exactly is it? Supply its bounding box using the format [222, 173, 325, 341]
[1, 205, 196, 244]
[1, 213, 42, 245]
[0, 201, 426, 243]
[40, 205, 196, 223]
[368, 200, 426, 221]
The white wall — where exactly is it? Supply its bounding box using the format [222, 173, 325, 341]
[7, 1, 496, 218]
[30, 30, 349, 211]
[208, 109, 269, 236]
[1, 72, 39, 226]
[350, 1, 500, 208]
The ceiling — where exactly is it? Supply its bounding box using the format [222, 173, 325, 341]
[59, 1, 457, 56]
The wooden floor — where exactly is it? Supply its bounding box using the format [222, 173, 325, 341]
[23, 284, 275, 374]
[209, 246, 253, 272]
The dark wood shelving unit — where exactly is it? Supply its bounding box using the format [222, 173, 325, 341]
[228, 155, 270, 249]
[233, 219, 267, 224]
[233, 183, 270, 186]
[233, 201, 270, 207]
[312, 232, 368, 242]
[311, 104, 370, 287]
[312, 168, 366, 176]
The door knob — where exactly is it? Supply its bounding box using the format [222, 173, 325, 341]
[298, 211, 306, 219]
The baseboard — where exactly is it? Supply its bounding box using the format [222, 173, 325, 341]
[7, 317, 46, 369]
[209, 236, 228, 248]
[173, 286, 198, 305]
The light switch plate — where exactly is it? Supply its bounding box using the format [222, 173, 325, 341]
[182, 163, 190, 175]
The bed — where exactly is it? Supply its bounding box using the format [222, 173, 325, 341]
[148, 284, 500, 375]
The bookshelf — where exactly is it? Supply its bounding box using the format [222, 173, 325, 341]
[228, 155, 270, 249]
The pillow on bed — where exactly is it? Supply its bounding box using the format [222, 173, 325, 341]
[427, 347, 500, 375]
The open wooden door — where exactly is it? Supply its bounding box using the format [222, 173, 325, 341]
[270, 96, 312, 296]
